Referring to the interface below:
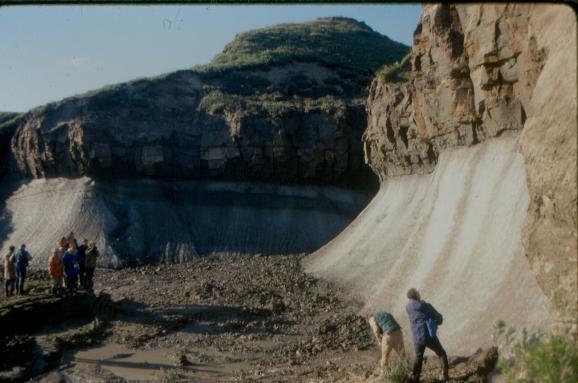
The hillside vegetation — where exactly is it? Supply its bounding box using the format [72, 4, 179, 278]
[0, 112, 22, 131]
[198, 17, 409, 74]
[192, 17, 409, 114]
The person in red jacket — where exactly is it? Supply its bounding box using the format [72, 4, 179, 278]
[47, 248, 64, 296]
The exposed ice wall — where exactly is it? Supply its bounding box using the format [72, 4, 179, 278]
[0, 179, 370, 267]
[304, 136, 554, 355]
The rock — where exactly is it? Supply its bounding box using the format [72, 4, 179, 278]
[447, 347, 499, 382]
[0, 366, 28, 383]
[0, 335, 35, 370]
[10, 80, 374, 188]
[37, 371, 68, 383]
[516, 5, 577, 321]
[0, 292, 97, 336]
[179, 353, 192, 366]
[364, 3, 576, 319]
[364, 4, 548, 180]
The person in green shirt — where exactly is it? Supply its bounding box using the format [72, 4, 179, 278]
[367, 311, 406, 372]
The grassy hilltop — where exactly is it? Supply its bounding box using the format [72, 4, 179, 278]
[23, 17, 410, 117]
[201, 17, 409, 74]
[191, 17, 410, 114]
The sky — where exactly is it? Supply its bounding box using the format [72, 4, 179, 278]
[0, 4, 421, 112]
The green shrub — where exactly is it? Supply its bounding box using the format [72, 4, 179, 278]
[281, 73, 320, 96]
[0, 113, 23, 133]
[493, 321, 578, 383]
[197, 90, 244, 114]
[376, 53, 412, 85]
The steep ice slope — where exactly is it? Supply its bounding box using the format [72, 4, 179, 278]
[304, 137, 554, 355]
[0, 179, 370, 267]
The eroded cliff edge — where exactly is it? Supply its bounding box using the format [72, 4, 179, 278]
[362, 4, 576, 321]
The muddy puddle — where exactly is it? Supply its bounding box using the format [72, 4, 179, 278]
[71, 343, 181, 381]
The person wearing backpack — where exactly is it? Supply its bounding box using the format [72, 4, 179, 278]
[366, 311, 406, 372]
[61, 245, 79, 293]
[406, 288, 449, 382]
[3, 246, 16, 297]
[15, 244, 32, 295]
[47, 248, 64, 296]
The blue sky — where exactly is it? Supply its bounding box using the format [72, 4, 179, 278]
[0, 4, 421, 112]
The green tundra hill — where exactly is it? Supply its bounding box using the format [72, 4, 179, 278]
[198, 17, 409, 74]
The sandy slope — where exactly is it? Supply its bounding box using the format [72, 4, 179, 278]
[304, 136, 555, 355]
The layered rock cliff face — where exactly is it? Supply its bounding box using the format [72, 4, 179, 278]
[364, 4, 547, 179]
[363, 4, 576, 319]
[0, 113, 21, 177]
[10, 72, 369, 186]
[7, 18, 408, 188]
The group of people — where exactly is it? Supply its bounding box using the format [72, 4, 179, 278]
[47, 232, 100, 295]
[367, 288, 449, 382]
[3, 232, 100, 297]
[2, 244, 32, 296]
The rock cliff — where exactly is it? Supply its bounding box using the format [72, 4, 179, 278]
[7, 17, 408, 189]
[362, 4, 576, 321]
[0, 113, 22, 177]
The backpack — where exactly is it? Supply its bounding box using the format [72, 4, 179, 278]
[16, 250, 29, 269]
[424, 302, 443, 338]
[426, 317, 437, 338]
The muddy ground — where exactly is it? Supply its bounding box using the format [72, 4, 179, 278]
[0, 254, 497, 382]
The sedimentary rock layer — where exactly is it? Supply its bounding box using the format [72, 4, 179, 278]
[8, 70, 374, 187]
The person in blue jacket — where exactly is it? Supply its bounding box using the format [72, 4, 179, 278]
[14, 244, 32, 295]
[406, 288, 449, 382]
[61, 245, 80, 293]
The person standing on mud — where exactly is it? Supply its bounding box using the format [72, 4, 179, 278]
[84, 241, 99, 290]
[62, 244, 80, 293]
[47, 248, 64, 295]
[366, 311, 405, 372]
[406, 288, 449, 382]
[3, 246, 16, 297]
[15, 244, 32, 295]
[77, 239, 89, 288]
